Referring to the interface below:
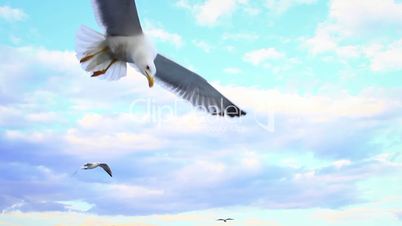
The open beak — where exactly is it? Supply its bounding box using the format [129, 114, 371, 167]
[145, 69, 154, 88]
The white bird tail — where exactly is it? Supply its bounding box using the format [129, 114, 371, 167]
[75, 25, 127, 81]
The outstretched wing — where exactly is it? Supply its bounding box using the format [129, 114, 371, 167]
[217, 219, 225, 221]
[99, 163, 113, 177]
[92, 0, 142, 36]
[154, 54, 246, 117]
[226, 218, 234, 221]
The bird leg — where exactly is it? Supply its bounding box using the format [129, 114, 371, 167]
[91, 59, 117, 77]
[80, 47, 108, 63]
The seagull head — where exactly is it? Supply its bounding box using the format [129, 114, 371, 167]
[141, 61, 156, 88]
[132, 35, 157, 88]
[132, 53, 156, 88]
[81, 163, 93, 170]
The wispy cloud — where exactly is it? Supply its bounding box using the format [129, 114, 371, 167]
[266, 0, 318, 14]
[304, 0, 402, 72]
[243, 48, 285, 65]
[146, 26, 183, 48]
[176, 0, 249, 26]
[193, 39, 213, 53]
[224, 67, 242, 75]
[365, 39, 402, 72]
[222, 32, 260, 42]
[0, 5, 27, 22]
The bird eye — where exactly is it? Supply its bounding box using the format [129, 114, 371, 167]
[146, 65, 150, 70]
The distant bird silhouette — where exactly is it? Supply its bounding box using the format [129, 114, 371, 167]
[82, 163, 112, 177]
[217, 218, 234, 223]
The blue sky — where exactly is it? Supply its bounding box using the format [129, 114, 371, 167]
[0, 0, 402, 225]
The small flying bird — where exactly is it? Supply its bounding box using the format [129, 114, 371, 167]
[217, 218, 234, 223]
[81, 163, 113, 177]
[76, 0, 246, 117]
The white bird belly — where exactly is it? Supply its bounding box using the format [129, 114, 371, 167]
[106, 35, 156, 64]
[87, 164, 98, 169]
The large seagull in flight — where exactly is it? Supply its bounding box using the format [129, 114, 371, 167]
[76, 0, 246, 117]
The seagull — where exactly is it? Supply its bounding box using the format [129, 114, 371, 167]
[81, 163, 113, 177]
[217, 218, 234, 223]
[76, 0, 246, 117]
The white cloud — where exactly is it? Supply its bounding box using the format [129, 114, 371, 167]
[25, 112, 60, 123]
[304, 30, 362, 59]
[304, 24, 338, 54]
[333, 159, 352, 169]
[305, 0, 402, 71]
[192, 39, 212, 52]
[266, 0, 318, 14]
[316, 206, 400, 223]
[0, 5, 27, 22]
[176, 0, 193, 10]
[0, 209, 279, 226]
[366, 39, 402, 72]
[175, 160, 227, 187]
[243, 6, 261, 16]
[307, 0, 402, 42]
[4, 130, 55, 144]
[196, 0, 237, 26]
[218, 86, 397, 120]
[328, 0, 402, 36]
[306, 35, 398, 71]
[224, 67, 242, 75]
[223, 32, 260, 41]
[57, 200, 94, 212]
[336, 45, 361, 59]
[64, 128, 164, 157]
[146, 27, 183, 47]
[0, 106, 21, 126]
[99, 184, 165, 200]
[243, 48, 284, 65]
[177, 0, 249, 26]
[224, 45, 236, 53]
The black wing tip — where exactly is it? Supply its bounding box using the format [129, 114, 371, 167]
[100, 163, 113, 177]
[233, 109, 247, 117]
[212, 109, 246, 117]
[219, 105, 247, 118]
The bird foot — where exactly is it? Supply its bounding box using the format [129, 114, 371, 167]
[91, 70, 106, 77]
[90, 59, 117, 77]
[80, 47, 109, 63]
[80, 54, 95, 63]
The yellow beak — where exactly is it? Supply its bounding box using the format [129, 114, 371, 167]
[145, 70, 154, 88]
